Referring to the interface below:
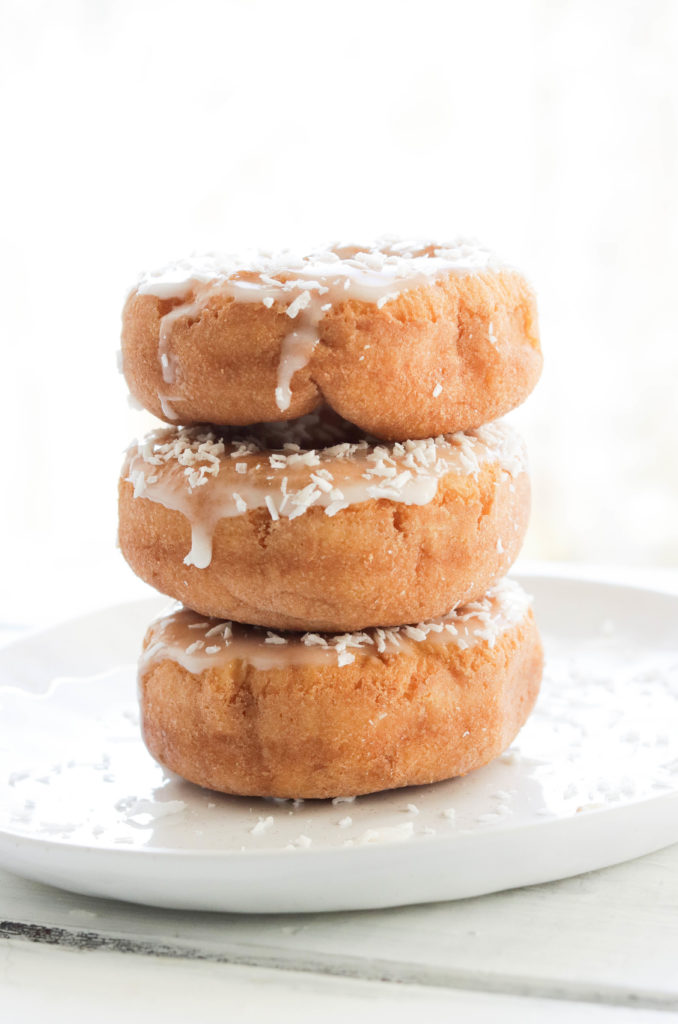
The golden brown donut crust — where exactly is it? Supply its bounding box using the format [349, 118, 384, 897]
[118, 457, 530, 633]
[122, 269, 541, 441]
[139, 609, 543, 799]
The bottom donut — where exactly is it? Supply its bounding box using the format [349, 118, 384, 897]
[139, 578, 543, 799]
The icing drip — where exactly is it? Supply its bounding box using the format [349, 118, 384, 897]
[157, 294, 208, 389]
[141, 578, 532, 674]
[122, 412, 527, 570]
[275, 296, 320, 411]
[158, 394, 180, 422]
[134, 239, 503, 416]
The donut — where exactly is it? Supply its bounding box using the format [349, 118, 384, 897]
[138, 578, 543, 799]
[121, 239, 541, 440]
[118, 412, 530, 632]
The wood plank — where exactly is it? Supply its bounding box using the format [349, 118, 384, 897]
[2, 841, 678, 1011]
[1, 938, 673, 1024]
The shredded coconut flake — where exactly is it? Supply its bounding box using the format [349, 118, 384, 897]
[286, 290, 312, 319]
[233, 492, 247, 514]
[265, 495, 280, 521]
[249, 815, 274, 836]
[358, 822, 414, 845]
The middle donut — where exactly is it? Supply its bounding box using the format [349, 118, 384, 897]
[118, 410, 529, 632]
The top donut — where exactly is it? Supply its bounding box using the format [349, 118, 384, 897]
[121, 238, 541, 441]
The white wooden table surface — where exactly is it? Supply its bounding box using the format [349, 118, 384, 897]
[2, 563, 677, 1022]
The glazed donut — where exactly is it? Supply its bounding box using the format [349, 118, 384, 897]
[139, 578, 543, 799]
[121, 239, 541, 440]
[118, 412, 530, 632]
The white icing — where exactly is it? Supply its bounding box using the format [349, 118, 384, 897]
[275, 313, 319, 411]
[157, 295, 204, 388]
[140, 578, 533, 675]
[134, 238, 502, 414]
[123, 412, 527, 570]
[158, 394, 180, 422]
[183, 521, 213, 570]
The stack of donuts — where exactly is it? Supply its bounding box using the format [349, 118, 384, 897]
[118, 239, 544, 798]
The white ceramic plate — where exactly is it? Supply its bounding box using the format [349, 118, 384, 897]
[1, 571, 677, 914]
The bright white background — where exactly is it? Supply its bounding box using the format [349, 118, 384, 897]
[2, 0, 677, 624]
